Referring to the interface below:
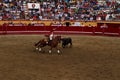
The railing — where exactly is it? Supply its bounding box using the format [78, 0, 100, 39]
[0, 26, 120, 37]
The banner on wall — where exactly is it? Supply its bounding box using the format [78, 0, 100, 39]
[27, 3, 40, 9]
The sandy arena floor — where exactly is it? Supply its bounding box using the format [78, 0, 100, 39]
[0, 35, 120, 80]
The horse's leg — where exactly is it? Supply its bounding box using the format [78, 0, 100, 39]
[69, 43, 72, 48]
[38, 47, 42, 52]
[35, 42, 40, 51]
[49, 47, 52, 53]
[62, 43, 65, 48]
[69, 40, 72, 48]
[57, 49, 60, 54]
[35, 47, 39, 50]
[56, 45, 61, 54]
[35, 46, 41, 54]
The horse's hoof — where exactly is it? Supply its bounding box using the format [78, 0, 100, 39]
[38, 48, 42, 52]
[57, 50, 60, 53]
[49, 50, 52, 53]
[36, 47, 39, 50]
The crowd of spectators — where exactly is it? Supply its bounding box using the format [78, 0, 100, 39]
[0, 0, 120, 21]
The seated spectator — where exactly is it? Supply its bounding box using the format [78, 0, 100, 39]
[0, 0, 119, 21]
[72, 21, 81, 26]
[81, 23, 85, 27]
[65, 22, 70, 27]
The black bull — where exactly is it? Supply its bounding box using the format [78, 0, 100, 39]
[61, 37, 72, 48]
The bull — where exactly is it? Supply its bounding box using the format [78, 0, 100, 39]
[61, 37, 72, 48]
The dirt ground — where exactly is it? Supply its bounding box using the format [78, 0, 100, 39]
[0, 35, 120, 80]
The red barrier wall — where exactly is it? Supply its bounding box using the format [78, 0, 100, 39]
[0, 26, 120, 37]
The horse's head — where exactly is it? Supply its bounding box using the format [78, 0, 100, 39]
[34, 42, 38, 46]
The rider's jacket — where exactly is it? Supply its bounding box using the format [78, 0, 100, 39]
[49, 32, 54, 40]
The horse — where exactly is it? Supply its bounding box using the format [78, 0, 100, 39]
[34, 36, 61, 54]
[61, 37, 72, 48]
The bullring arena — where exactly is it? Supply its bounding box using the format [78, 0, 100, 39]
[0, 34, 120, 80]
[1, 0, 120, 79]
[0, 19, 120, 80]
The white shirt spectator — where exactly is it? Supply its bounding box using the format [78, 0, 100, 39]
[39, 15, 43, 20]
[0, 16, 2, 20]
[73, 22, 81, 26]
[106, 14, 110, 20]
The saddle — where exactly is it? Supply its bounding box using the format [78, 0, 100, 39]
[48, 40, 52, 45]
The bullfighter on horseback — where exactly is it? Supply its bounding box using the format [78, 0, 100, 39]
[48, 30, 54, 45]
[35, 27, 62, 53]
[45, 28, 56, 45]
[49, 31, 54, 41]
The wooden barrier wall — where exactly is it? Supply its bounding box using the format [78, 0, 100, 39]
[0, 20, 120, 36]
[0, 26, 120, 37]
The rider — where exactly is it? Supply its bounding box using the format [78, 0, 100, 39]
[47, 29, 54, 45]
[49, 31, 54, 41]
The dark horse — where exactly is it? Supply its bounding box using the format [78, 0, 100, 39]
[34, 36, 61, 54]
[61, 37, 72, 48]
